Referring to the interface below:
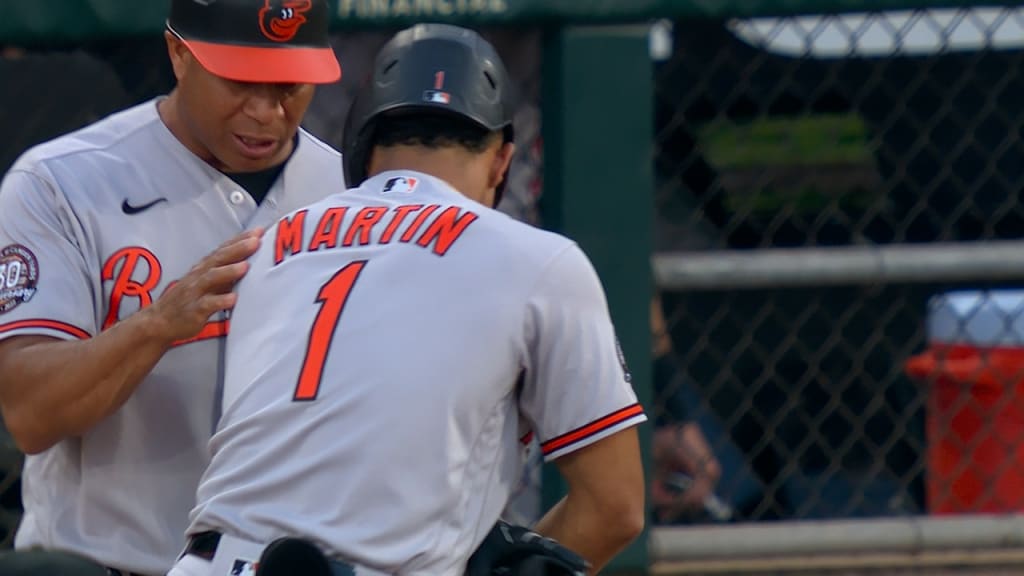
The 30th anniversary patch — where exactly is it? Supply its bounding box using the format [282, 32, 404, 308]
[0, 244, 39, 314]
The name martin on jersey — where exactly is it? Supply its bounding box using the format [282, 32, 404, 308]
[274, 203, 479, 264]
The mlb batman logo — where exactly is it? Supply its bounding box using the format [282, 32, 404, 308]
[230, 558, 258, 576]
[382, 176, 419, 195]
[259, 0, 312, 42]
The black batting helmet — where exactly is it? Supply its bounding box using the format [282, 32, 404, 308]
[342, 23, 516, 202]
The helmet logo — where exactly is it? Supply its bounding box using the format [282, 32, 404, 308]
[259, 0, 312, 43]
[424, 70, 451, 104]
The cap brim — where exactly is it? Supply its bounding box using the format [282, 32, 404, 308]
[183, 39, 341, 84]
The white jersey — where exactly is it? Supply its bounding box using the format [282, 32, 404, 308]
[188, 171, 646, 575]
[0, 99, 345, 575]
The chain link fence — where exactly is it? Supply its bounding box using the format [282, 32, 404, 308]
[651, 6, 1024, 537]
[655, 8, 1024, 251]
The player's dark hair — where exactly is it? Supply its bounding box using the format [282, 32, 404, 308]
[372, 111, 501, 154]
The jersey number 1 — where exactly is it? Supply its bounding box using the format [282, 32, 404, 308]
[294, 261, 367, 401]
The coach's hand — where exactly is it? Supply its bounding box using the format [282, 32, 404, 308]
[465, 519, 589, 576]
[143, 228, 263, 344]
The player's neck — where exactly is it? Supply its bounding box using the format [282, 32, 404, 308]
[369, 146, 491, 206]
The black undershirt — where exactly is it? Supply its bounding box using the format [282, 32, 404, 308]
[223, 134, 298, 204]
[225, 163, 285, 205]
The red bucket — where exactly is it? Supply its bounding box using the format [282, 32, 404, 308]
[905, 291, 1024, 514]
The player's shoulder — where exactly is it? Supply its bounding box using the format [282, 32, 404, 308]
[469, 204, 606, 290]
[9, 100, 161, 176]
[488, 210, 574, 254]
[465, 203, 589, 286]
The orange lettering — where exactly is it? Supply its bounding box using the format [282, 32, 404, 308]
[381, 205, 424, 244]
[308, 207, 348, 252]
[295, 261, 367, 401]
[342, 207, 387, 247]
[275, 210, 308, 264]
[399, 205, 440, 243]
[416, 207, 479, 256]
[101, 248, 162, 329]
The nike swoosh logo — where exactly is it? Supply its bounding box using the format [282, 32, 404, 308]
[122, 197, 168, 215]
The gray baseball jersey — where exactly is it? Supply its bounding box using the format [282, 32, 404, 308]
[0, 99, 345, 574]
[186, 170, 646, 575]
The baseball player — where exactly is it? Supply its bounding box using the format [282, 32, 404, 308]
[0, 1, 343, 574]
[168, 23, 646, 576]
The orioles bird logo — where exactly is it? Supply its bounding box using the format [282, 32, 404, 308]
[258, 0, 313, 43]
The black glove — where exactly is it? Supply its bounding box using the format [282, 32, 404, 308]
[465, 520, 589, 576]
[255, 537, 332, 576]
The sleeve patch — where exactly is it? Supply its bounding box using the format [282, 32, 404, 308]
[0, 244, 39, 314]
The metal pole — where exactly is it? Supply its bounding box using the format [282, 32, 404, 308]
[653, 241, 1024, 290]
[650, 515, 1024, 561]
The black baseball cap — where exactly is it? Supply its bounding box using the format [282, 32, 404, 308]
[167, 0, 341, 84]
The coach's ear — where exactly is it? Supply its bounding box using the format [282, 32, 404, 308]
[164, 31, 193, 82]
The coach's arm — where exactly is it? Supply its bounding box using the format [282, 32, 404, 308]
[533, 426, 645, 574]
[0, 230, 261, 454]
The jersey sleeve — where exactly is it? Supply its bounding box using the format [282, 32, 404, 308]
[0, 168, 97, 341]
[519, 243, 647, 462]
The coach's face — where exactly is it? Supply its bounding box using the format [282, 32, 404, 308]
[164, 33, 316, 173]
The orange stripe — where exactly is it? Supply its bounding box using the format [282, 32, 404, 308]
[173, 320, 229, 347]
[0, 319, 90, 340]
[541, 404, 645, 455]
